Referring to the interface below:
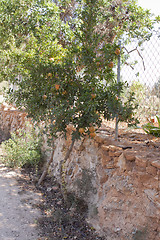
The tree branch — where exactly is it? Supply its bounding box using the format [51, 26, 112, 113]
[123, 46, 146, 71]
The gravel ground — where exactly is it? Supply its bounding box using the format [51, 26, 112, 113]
[0, 164, 41, 240]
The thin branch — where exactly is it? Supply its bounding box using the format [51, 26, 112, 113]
[123, 46, 137, 54]
[136, 48, 146, 71]
[124, 62, 134, 70]
[123, 46, 146, 71]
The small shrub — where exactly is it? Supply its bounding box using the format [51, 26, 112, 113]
[1, 126, 42, 168]
[142, 116, 160, 137]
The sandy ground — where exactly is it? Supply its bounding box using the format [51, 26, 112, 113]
[0, 163, 42, 240]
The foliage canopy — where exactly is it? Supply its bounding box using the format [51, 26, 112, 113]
[0, 0, 157, 141]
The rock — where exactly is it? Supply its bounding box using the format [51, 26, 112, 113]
[138, 173, 151, 182]
[151, 160, 160, 169]
[139, 173, 159, 190]
[101, 145, 122, 152]
[101, 154, 111, 168]
[101, 145, 109, 152]
[144, 189, 160, 208]
[96, 166, 108, 185]
[124, 150, 136, 161]
[113, 151, 123, 157]
[116, 153, 126, 171]
[109, 151, 116, 157]
[135, 156, 148, 168]
[149, 140, 160, 148]
[146, 166, 157, 176]
[105, 164, 115, 169]
[109, 145, 122, 152]
[94, 135, 106, 144]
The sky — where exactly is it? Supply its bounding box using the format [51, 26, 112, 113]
[138, 0, 160, 16]
[121, 0, 160, 89]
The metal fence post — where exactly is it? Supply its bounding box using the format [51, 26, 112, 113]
[115, 40, 121, 139]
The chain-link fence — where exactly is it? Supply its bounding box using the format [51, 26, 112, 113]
[120, 25, 160, 123]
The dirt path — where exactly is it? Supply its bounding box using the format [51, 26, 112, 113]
[0, 144, 106, 240]
[0, 164, 42, 240]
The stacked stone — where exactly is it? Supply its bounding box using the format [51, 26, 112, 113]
[0, 103, 28, 141]
[51, 128, 160, 240]
[0, 106, 159, 239]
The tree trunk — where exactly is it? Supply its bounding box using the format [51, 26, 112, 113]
[38, 148, 55, 186]
[60, 138, 75, 201]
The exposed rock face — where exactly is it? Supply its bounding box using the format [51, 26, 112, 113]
[50, 129, 160, 240]
[1, 104, 160, 239]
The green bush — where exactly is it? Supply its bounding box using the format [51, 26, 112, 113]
[1, 126, 42, 168]
[142, 116, 160, 137]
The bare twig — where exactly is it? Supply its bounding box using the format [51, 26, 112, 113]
[123, 46, 137, 54]
[124, 62, 134, 70]
[137, 48, 146, 71]
[123, 46, 146, 71]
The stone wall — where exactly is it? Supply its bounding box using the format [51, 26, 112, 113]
[51, 128, 160, 240]
[0, 103, 28, 143]
[0, 104, 160, 239]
